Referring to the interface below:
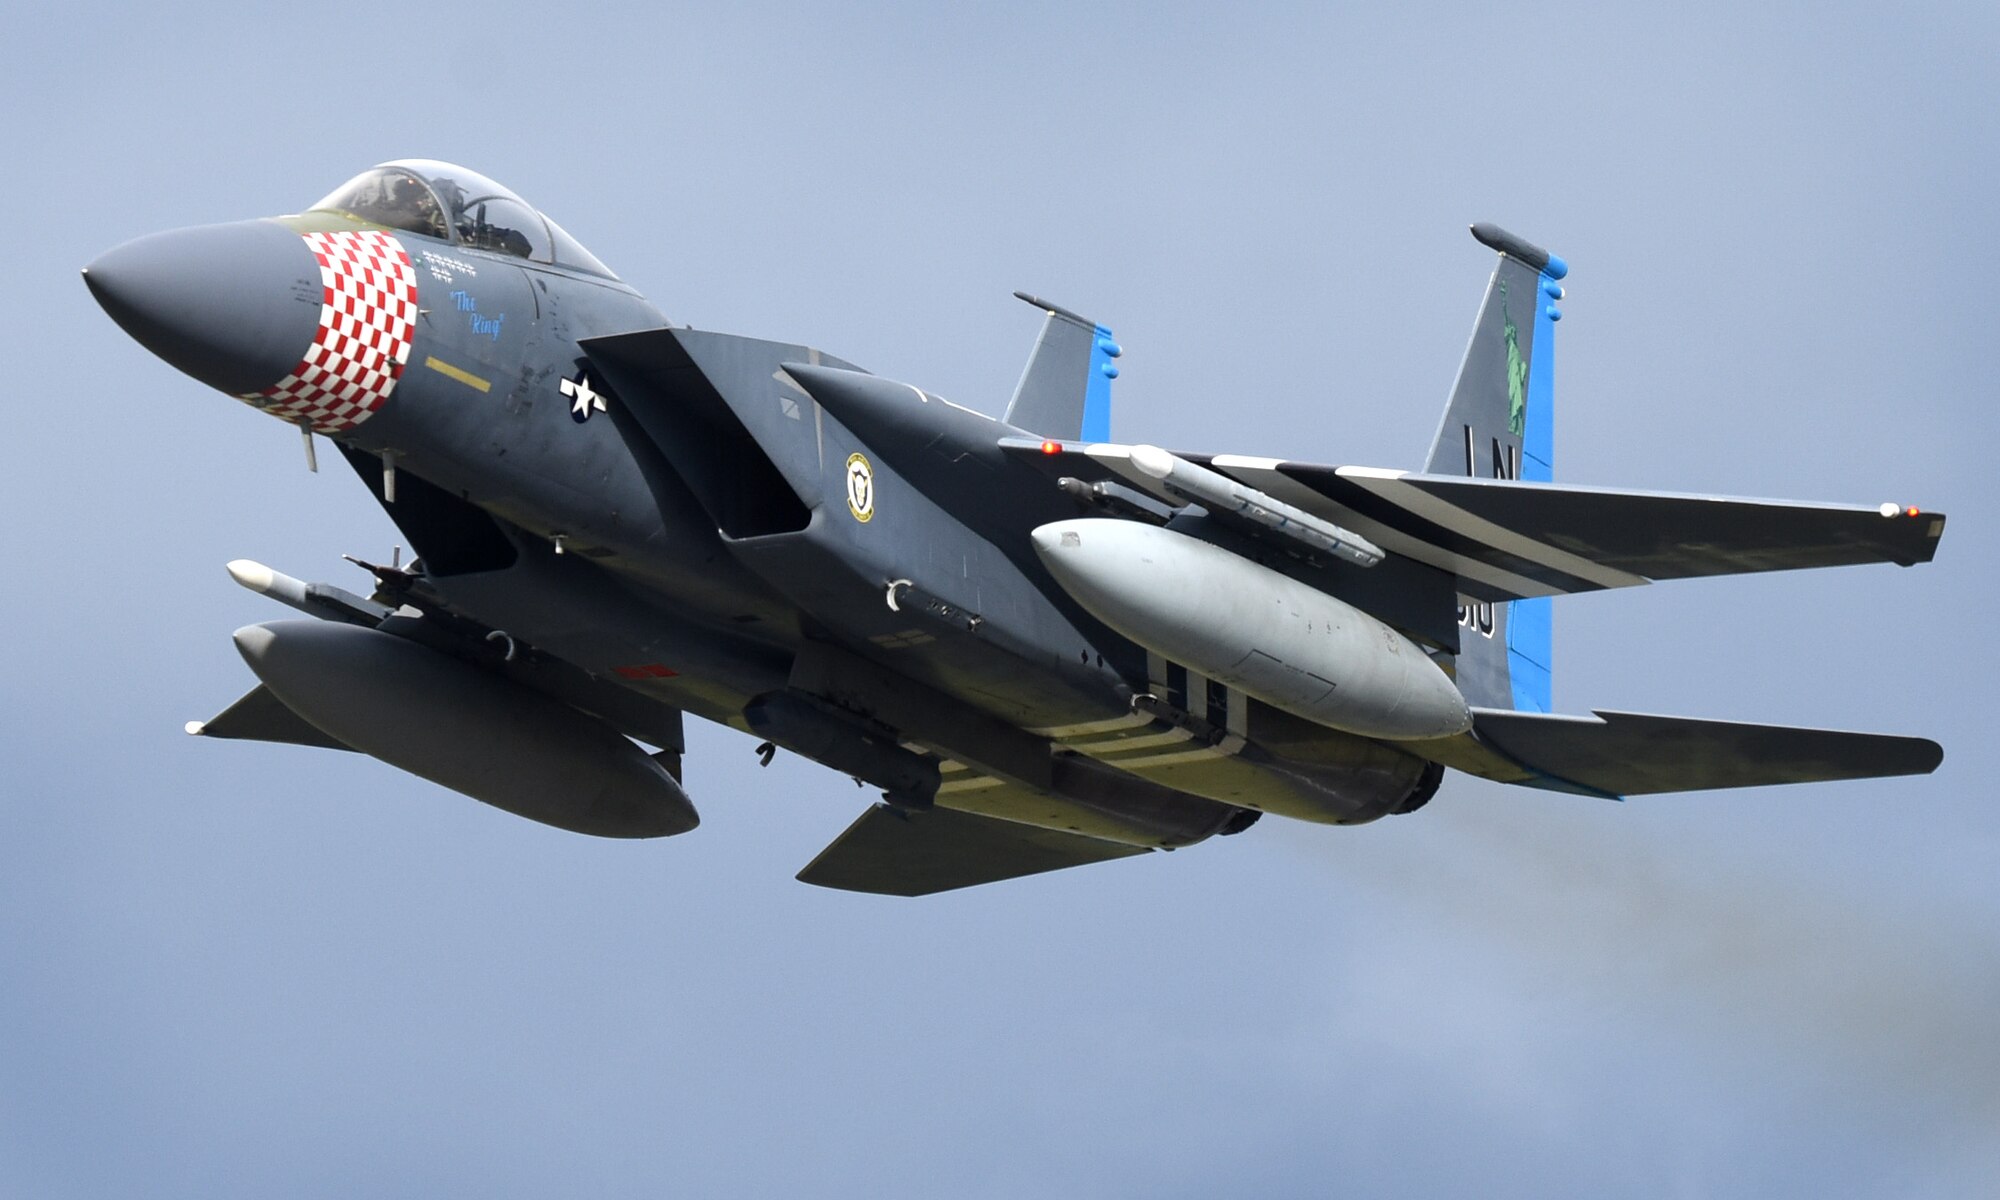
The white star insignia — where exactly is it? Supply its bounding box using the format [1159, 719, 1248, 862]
[560, 370, 607, 421]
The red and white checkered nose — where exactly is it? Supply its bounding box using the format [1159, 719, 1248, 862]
[86, 221, 421, 434]
[247, 230, 420, 433]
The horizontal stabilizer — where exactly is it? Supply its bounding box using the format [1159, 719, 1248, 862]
[1472, 707, 1943, 796]
[798, 803, 1150, 896]
[187, 684, 353, 752]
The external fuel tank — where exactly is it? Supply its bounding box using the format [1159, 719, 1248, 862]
[233, 621, 699, 837]
[1032, 519, 1471, 741]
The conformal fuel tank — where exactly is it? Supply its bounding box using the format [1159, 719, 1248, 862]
[1032, 519, 1472, 741]
[234, 620, 699, 837]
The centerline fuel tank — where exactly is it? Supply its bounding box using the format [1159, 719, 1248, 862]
[233, 620, 698, 837]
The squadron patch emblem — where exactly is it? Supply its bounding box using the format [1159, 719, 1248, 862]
[845, 453, 875, 523]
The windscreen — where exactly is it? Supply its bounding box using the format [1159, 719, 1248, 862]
[309, 167, 450, 241]
[309, 160, 618, 279]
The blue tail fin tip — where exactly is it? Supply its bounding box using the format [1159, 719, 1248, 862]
[1081, 322, 1116, 442]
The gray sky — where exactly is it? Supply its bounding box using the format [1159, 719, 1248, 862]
[5, 2, 1995, 1195]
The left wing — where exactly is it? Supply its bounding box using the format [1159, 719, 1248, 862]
[798, 801, 1150, 896]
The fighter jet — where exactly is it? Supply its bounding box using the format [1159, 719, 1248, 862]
[84, 159, 1946, 895]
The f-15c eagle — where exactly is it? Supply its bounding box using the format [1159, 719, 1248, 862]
[85, 159, 1945, 894]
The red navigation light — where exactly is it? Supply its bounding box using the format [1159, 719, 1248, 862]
[1905, 506, 1922, 518]
[1041, 440, 1062, 455]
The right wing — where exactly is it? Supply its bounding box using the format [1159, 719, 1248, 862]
[1262, 465, 1948, 600]
[1002, 439, 1946, 603]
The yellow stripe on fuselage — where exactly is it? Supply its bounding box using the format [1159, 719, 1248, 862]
[423, 356, 491, 393]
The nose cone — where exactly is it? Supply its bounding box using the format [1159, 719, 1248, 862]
[85, 220, 322, 396]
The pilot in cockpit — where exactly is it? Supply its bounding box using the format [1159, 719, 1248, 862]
[307, 160, 618, 278]
[377, 172, 446, 241]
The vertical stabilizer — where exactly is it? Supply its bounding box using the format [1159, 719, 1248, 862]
[1004, 292, 1121, 441]
[1426, 224, 1567, 712]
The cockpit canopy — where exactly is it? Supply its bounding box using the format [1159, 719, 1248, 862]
[308, 159, 616, 278]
